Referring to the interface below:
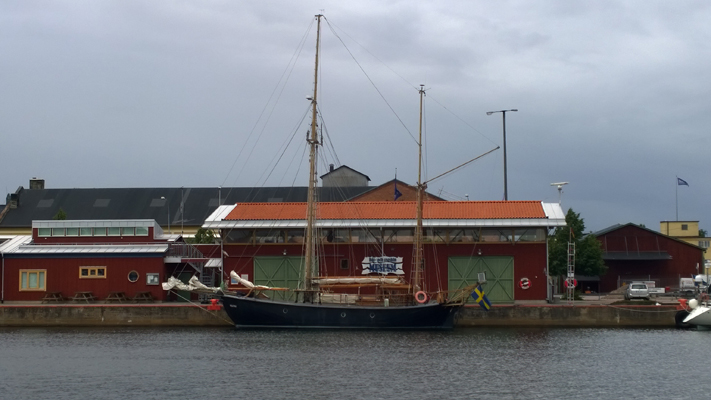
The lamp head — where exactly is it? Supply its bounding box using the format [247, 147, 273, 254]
[486, 111, 494, 115]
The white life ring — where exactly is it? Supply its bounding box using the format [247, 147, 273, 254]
[519, 277, 531, 290]
[415, 291, 428, 304]
[564, 278, 578, 288]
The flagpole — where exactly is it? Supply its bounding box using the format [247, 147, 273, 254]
[676, 176, 678, 221]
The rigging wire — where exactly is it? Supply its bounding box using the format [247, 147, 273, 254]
[220, 17, 315, 193]
[323, 16, 418, 146]
[427, 94, 499, 147]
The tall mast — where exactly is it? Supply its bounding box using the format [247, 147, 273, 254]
[413, 85, 426, 293]
[303, 14, 322, 298]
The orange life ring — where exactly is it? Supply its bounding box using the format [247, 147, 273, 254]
[415, 291, 428, 304]
[564, 279, 578, 288]
[519, 277, 531, 290]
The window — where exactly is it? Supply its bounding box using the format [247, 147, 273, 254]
[20, 270, 46, 291]
[38, 228, 51, 237]
[128, 271, 139, 282]
[340, 259, 349, 270]
[448, 229, 480, 243]
[66, 227, 79, 236]
[383, 229, 414, 243]
[286, 230, 305, 244]
[700, 241, 710, 249]
[255, 229, 284, 243]
[146, 273, 160, 285]
[51, 228, 65, 237]
[351, 229, 379, 243]
[79, 267, 106, 279]
[682, 224, 688, 231]
[108, 227, 121, 236]
[121, 227, 135, 236]
[136, 227, 149, 236]
[80, 227, 93, 236]
[226, 230, 253, 244]
[94, 227, 107, 236]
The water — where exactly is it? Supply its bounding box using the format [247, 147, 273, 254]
[0, 326, 706, 400]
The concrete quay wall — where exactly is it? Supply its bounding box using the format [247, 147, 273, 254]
[0, 304, 233, 327]
[458, 304, 678, 327]
[0, 303, 679, 327]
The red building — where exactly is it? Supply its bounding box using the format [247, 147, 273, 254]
[0, 220, 205, 303]
[593, 223, 704, 291]
[203, 200, 566, 303]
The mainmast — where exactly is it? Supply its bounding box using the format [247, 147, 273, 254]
[412, 85, 426, 294]
[303, 14, 323, 300]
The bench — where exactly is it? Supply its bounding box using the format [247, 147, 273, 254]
[41, 292, 64, 303]
[133, 291, 154, 302]
[105, 291, 129, 303]
[71, 291, 98, 303]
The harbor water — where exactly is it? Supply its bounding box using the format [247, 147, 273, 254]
[0, 326, 706, 399]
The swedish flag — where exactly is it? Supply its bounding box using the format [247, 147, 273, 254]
[472, 284, 492, 311]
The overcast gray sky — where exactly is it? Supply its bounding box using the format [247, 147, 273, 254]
[1, 0, 709, 233]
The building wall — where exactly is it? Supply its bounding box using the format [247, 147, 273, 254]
[321, 169, 369, 187]
[351, 181, 442, 202]
[660, 221, 699, 237]
[219, 241, 549, 301]
[597, 224, 703, 291]
[2, 256, 166, 302]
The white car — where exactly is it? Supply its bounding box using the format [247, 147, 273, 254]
[625, 282, 650, 300]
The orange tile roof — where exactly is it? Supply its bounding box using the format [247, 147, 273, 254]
[224, 201, 546, 221]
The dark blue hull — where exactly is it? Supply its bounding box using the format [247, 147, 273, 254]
[221, 294, 460, 329]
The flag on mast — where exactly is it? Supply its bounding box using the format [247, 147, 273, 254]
[677, 177, 689, 186]
[394, 170, 402, 201]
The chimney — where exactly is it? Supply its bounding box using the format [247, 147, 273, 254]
[29, 178, 45, 190]
[329, 164, 334, 172]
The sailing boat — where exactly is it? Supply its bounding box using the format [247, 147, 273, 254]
[219, 14, 482, 329]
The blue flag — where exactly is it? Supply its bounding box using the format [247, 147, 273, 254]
[472, 284, 492, 311]
[394, 181, 402, 200]
[677, 177, 689, 186]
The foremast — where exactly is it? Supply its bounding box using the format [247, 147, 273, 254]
[303, 14, 323, 302]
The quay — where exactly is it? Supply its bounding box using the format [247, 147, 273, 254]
[0, 296, 681, 327]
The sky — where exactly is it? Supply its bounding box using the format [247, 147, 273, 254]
[1, 0, 709, 233]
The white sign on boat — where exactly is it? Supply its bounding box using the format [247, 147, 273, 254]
[361, 256, 404, 275]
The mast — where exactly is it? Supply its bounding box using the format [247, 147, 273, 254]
[303, 14, 322, 300]
[413, 84, 426, 293]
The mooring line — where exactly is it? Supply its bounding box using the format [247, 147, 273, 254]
[168, 290, 234, 326]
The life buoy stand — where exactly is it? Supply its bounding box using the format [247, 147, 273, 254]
[564, 279, 578, 288]
[415, 291, 428, 304]
[519, 277, 531, 290]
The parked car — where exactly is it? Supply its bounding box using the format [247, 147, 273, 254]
[625, 282, 650, 300]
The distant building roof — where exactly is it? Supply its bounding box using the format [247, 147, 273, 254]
[0, 186, 372, 229]
[319, 165, 370, 181]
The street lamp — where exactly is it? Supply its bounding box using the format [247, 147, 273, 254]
[486, 109, 518, 200]
[160, 196, 170, 234]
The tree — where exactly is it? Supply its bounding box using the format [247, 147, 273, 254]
[190, 228, 216, 244]
[700, 229, 707, 238]
[52, 208, 67, 220]
[548, 208, 606, 277]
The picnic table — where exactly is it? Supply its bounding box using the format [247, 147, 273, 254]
[41, 292, 64, 303]
[133, 291, 154, 302]
[71, 291, 97, 303]
[104, 291, 129, 303]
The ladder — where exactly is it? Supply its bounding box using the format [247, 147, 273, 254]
[567, 241, 576, 305]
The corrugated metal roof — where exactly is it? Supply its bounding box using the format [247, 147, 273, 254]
[0, 236, 32, 253]
[7, 244, 169, 255]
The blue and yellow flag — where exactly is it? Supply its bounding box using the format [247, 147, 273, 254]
[472, 284, 492, 311]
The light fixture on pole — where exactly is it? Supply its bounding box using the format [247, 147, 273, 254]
[160, 196, 170, 234]
[550, 182, 569, 205]
[486, 109, 518, 200]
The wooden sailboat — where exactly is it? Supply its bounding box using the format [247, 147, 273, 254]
[220, 14, 482, 329]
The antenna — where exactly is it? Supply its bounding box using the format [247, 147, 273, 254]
[550, 182, 569, 204]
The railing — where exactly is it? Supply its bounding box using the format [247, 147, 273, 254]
[167, 243, 205, 259]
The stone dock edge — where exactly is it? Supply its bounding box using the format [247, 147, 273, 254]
[0, 304, 681, 327]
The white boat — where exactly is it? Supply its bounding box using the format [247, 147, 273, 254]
[676, 290, 711, 329]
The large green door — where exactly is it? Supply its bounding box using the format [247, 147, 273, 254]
[253, 256, 305, 301]
[448, 256, 514, 303]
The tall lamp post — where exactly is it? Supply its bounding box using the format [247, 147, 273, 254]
[160, 196, 170, 234]
[486, 109, 517, 200]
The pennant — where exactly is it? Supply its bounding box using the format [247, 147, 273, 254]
[677, 177, 689, 186]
